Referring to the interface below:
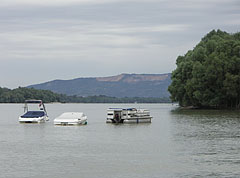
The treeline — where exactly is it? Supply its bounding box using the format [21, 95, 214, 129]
[168, 30, 240, 109]
[0, 87, 170, 103]
[0, 87, 61, 103]
[60, 95, 171, 103]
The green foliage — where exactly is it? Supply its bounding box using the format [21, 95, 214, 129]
[0, 87, 61, 103]
[61, 95, 170, 103]
[0, 87, 170, 103]
[168, 29, 240, 108]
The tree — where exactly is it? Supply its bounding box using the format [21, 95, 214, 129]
[168, 30, 240, 109]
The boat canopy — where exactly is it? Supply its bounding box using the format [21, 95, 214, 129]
[108, 108, 137, 111]
[108, 108, 123, 111]
[125, 108, 137, 111]
[25, 100, 43, 103]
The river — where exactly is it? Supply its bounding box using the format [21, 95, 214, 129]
[0, 103, 240, 178]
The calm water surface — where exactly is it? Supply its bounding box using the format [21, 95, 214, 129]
[0, 104, 240, 178]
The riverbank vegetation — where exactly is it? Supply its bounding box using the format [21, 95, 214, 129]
[0, 87, 170, 103]
[168, 30, 240, 109]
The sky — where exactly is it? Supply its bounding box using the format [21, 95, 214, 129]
[0, 0, 239, 88]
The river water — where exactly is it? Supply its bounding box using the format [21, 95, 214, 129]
[0, 103, 240, 178]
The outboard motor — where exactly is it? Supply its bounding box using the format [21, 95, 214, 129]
[113, 113, 123, 123]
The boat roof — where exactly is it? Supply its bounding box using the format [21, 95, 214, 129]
[25, 100, 43, 104]
[108, 108, 137, 111]
[125, 108, 137, 111]
[108, 108, 123, 111]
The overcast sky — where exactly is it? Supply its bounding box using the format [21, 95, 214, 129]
[0, 0, 239, 88]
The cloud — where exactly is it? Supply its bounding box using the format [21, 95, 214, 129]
[0, 0, 163, 7]
[0, 14, 191, 62]
[0, 0, 239, 88]
[92, 24, 190, 34]
[0, 0, 236, 6]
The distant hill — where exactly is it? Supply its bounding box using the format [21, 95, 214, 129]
[28, 73, 171, 98]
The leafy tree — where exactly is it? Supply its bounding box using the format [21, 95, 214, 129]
[169, 30, 240, 109]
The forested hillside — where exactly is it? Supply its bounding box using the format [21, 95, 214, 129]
[168, 30, 240, 108]
[0, 87, 170, 103]
[28, 73, 171, 98]
[0, 87, 61, 103]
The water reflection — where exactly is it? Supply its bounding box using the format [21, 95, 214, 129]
[169, 107, 240, 177]
[170, 108, 240, 138]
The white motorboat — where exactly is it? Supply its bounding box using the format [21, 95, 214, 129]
[106, 108, 152, 123]
[19, 100, 49, 123]
[54, 112, 87, 125]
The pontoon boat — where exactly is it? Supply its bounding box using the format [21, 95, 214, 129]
[106, 108, 152, 123]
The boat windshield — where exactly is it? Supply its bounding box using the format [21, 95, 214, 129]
[21, 111, 45, 118]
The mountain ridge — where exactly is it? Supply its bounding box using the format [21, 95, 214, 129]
[28, 73, 171, 98]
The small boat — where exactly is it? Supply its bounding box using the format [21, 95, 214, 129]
[106, 108, 152, 123]
[19, 100, 49, 123]
[54, 112, 87, 125]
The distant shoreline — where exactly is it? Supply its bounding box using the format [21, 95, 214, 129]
[0, 102, 173, 104]
[0, 87, 171, 104]
[178, 106, 240, 110]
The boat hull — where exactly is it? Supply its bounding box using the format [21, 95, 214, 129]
[19, 116, 49, 123]
[54, 119, 87, 126]
[106, 116, 152, 124]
